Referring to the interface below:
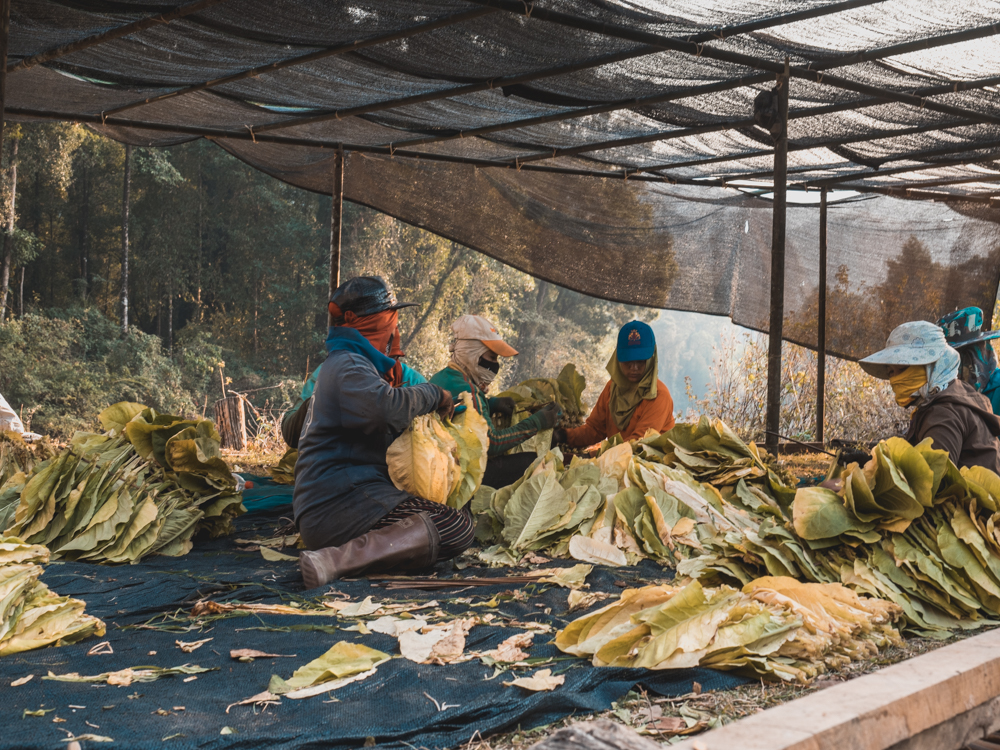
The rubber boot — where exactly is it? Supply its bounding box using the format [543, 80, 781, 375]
[299, 512, 440, 590]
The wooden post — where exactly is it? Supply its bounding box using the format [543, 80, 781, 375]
[121, 144, 132, 334]
[764, 60, 790, 456]
[816, 188, 828, 444]
[327, 145, 344, 327]
[213, 396, 247, 451]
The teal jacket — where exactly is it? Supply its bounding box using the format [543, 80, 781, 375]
[302, 362, 426, 401]
[429, 365, 544, 457]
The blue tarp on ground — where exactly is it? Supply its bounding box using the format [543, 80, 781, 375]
[1, 495, 748, 750]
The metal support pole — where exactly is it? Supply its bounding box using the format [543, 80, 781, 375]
[121, 144, 131, 334]
[765, 61, 790, 456]
[816, 188, 828, 445]
[327, 146, 344, 327]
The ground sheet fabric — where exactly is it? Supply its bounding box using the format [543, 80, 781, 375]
[0, 505, 746, 750]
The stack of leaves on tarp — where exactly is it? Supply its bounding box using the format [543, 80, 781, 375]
[271, 448, 296, 485]
[555, 576, 902, 683]
[387, 392, 489, 509]
[0, 432, 57, 530]
[0, 536, 105, 656]
[0, 402, 244, 564]
[473, 417, 795, 569]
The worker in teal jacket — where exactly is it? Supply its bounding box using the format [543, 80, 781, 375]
[429, 315, 559, 488]
[939, 307, 1000, 414]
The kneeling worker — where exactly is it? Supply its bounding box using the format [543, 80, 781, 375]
[430, 315, 560, 488]
[295, 277, 474, 589]
[553, 320, 674, 448]
[860, 320, 1000, 472]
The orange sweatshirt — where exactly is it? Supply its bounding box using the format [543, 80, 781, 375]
[565, 380, 675, 448]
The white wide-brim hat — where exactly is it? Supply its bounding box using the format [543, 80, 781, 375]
[859, 320, 952, 380]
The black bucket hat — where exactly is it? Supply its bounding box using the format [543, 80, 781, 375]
[938, 307, 1000, 348]
[329, 276, 417, 320]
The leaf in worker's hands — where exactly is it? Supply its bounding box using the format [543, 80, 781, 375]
[260, 547, 297, 562]
[568, 535, 627, 567]
[98, 403, 147, 435]
[503, 668, 564, 691]
[176, 638, 212, 653]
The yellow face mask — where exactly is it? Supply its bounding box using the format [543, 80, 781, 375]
[888, 365, 928, 407]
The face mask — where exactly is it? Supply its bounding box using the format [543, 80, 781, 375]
[889, 365, 928, 407]
[477, 355, 500, 388]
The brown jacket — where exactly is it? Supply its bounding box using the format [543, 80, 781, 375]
[906, 379, 1000, 473]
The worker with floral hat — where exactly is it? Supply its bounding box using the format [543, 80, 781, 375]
[430, 314, 560, 487]
[295, 276, 475, 589]
[938, 306, 1000, 415]
[553, 320, 674, 448]
[859, 319, 1000, 472]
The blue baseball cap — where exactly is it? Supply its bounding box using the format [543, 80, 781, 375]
[617, 320, 655, 362]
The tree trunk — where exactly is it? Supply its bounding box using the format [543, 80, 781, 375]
[121, 144, 131, 334]
[168, 278, 173, 354]
[402, 246, 463, 350]
[196, 164, 203, 321]
[0, 132, 18, 322]
[80, 164, 89, 301]
[17, 264, 22, 317]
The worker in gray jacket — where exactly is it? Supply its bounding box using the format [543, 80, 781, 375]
[294, 276, 474, 589]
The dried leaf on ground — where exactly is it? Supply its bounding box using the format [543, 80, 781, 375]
[324, 596, 382, 617]
[525, 563, 593, 589]
[398, 619, 475, 665]
[61, 734, 113, 743]
[225, 691, 281, 713]
[568, 536, 627, 567]
[87, 642, 113, 656]
[567, 590, 612, 612]
[44, 665, 215, 687]
[230, 649, 295, 661]
[486, 633, 534, 663]
[176, 638, 212, 653]
[269, 642, 390, 699]
[260, 547, 298, 562]
[191, 600, 331, 617]
[11, 674, 33, 686]
[503, 668, 565, 692]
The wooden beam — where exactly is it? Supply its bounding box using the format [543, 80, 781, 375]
[765, 62, 790, 456]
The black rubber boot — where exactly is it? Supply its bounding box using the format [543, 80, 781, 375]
[299, 512, 440, 590]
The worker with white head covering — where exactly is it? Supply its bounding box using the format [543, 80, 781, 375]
[860, 320, 1000, 472]
[430, 314, 560, 487]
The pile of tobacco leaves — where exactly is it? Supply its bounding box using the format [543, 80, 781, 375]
[0, 402, 243, 564]
[0, 536, 105, 656]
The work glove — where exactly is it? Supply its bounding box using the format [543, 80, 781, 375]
[531, 402, 561, 431]
[490, 397, 516, 422]
[436, 388, 454, 420]
[552, 427, 568, 445]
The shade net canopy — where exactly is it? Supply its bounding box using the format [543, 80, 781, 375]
[9, 0, 1000, 359]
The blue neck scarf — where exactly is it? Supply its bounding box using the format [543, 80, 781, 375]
[325, 327, 395, 374]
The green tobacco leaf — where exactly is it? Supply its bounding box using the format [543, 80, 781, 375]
[502, 468, 573, 550]
[861, 442, 926, 522]
[271, 642, 390, 695]
[884, 438, 935, 508]
[792, 487, 875, 541]
[98, 402, 147, 434]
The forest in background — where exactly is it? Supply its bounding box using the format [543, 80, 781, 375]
[0, 123, 656, 436]
[0, 122, 951, 444]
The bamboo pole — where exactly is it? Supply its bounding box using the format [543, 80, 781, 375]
[327, 146, 344, 327]
[765, 61, 790, 456]
[816, 188, 828, 444]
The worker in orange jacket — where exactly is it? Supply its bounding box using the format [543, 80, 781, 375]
[553, 320, 675, 448]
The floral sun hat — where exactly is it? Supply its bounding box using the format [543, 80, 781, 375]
[859, 320, 955, 380]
